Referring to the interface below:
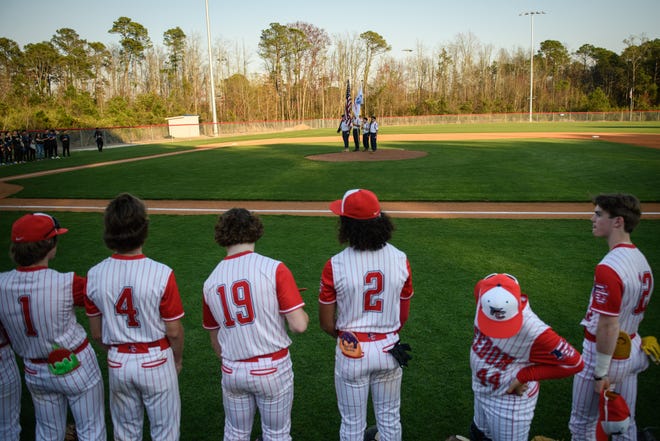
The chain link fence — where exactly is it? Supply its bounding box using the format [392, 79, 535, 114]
[41, 111, 660, 149]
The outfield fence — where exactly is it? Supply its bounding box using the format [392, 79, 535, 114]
[51, 110, 660, 150]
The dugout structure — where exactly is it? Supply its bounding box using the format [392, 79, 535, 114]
[166, 115, 200, 138]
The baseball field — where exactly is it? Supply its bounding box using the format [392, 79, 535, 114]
[1, 121, 659, 440]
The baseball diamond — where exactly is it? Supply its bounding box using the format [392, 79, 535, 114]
[0, 129, 658, 440]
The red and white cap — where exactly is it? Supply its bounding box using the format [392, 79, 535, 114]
[475, 273, 523, 339]
[329, 189, 381, 220]
[11, 213, 68, 243]
[596, 390, 631, 441]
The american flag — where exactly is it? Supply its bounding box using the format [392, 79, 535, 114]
[343, 80, 352, 124]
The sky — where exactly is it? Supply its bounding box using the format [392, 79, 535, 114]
[3, 0, 659, 70]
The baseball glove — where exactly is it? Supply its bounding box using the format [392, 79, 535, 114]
[613, 331, 632, 359]
[387, 341, 412, 367]
[641, 336, 660, 365]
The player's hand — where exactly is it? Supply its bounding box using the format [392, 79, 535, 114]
[593, 376, 610, 394]
[175, 360, 183, 374]
[506, 379, 528, 396]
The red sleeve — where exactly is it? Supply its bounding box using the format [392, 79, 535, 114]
[84, 295, 100, 316]
[400, 259, 414, 300]
[202, 297, 219, 329]
[589, 264, 623, 316]
[398, 260, 413, 327]
[399, 298, 411, 328]
[72, 274, 86, 307]
[159, 272, 185, 321]
[275, 263, 305, 313]
[516, 328, 584, 383]
[318, 259, 337, 304]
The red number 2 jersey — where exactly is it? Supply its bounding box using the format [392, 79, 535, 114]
[581, 244, 654, 336]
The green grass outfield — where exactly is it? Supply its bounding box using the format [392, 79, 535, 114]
[2, 123, 660, 202]
[1, 121, 659, 440]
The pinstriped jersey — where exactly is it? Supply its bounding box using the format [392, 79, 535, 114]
[319, 243, 413, 333]
[85, 254, 185, 345]
[581, 243, 653, 335]
[471, 296, 583, 397]
[471, 299, 549, 395]
[202, 251, 305, 361]
[0, 267, 88, 359]
[0, 326, 8, 346]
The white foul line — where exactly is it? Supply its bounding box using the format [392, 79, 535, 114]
[1, 204, 659, 217]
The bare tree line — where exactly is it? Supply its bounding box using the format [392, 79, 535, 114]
[0, 17, 658, 131]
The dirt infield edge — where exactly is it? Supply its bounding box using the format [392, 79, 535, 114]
[1, 132, 658, 219]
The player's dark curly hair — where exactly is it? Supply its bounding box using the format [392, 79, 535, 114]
[103, 193, 149, 253]
[215, 208, 264, 247]
[337, 212, 394, 251]
[593, 193, 641, 233]
[9, 237, 57, 267]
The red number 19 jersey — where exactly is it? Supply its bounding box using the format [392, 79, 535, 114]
[202, 251, 305, 361]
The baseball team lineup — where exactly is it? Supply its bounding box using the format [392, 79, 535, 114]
[0, 189, 658, 441]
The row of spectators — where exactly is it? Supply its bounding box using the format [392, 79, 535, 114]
[0, 129, 71, 165]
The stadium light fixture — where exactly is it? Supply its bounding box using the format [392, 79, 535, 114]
[519, 11, 545, 122]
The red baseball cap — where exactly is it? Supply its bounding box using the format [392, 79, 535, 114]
[476, 273, 524, 339]
[329, 189, 381, 220]
[11, 213, 68, 243]
[596, 390, 631, 441]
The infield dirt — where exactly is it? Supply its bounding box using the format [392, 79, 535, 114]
[1, 132, 658, 219]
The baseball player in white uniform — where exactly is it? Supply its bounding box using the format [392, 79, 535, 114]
[470, 273, 584, 441]
[570, 193, 654, 441]
[0, 325, 21, 441]
[0, 213, 106, 441]
[319, 189, 414, 441]
[85, 193, 185, 441]
[202, 208, 308, 441]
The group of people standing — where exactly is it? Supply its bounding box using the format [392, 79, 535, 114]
[338, 115, 379, 152]
[0, 129, 73, 165]
[0, 127, 106, 166]
[0, 190, 656, 441]
[0, 194, 182, 441]
[0, 189, 411, 441]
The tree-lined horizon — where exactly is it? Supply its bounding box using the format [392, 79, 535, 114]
[0, 17, 658, 130]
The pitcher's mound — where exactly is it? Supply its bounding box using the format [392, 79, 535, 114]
[308, 149, 427, 162]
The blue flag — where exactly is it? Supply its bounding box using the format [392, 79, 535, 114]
[354, 87, 364, 118]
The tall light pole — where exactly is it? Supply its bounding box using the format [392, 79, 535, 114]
[205, 0, 219, 136]
[520, 11, 545, 122]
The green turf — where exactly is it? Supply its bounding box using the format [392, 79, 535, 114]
[1, 213, 659, 440]
[0, 144, 196, 179]
[1, 121, 659, 440]
[4, 138, 660, 201]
